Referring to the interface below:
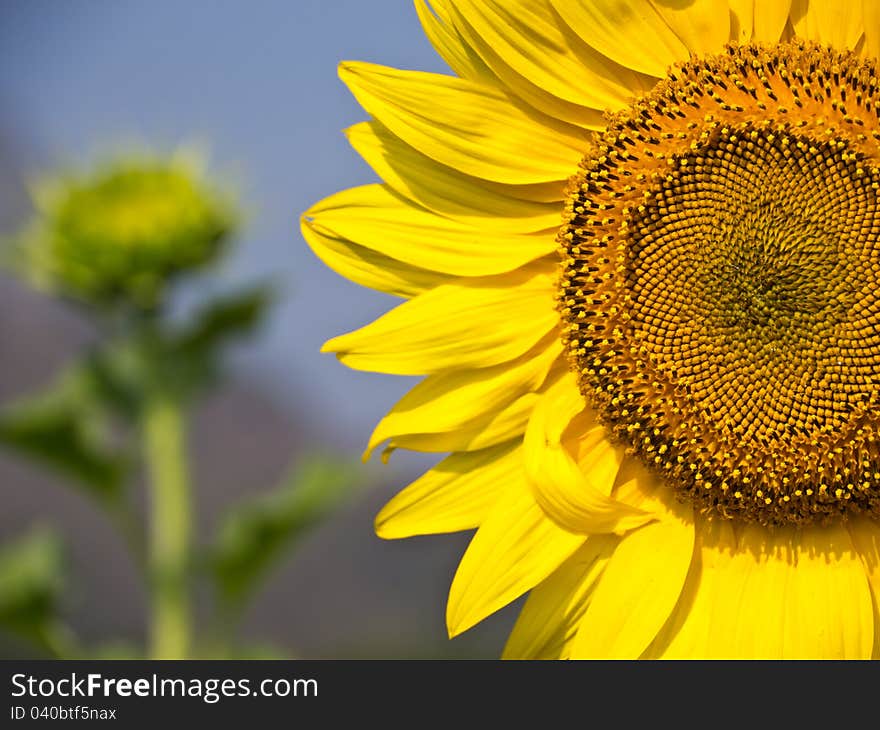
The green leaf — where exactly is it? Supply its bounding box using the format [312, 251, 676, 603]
[0, 527, 65, 641]
[141, 285, 274, 398]
[0, 366, 129, 502]
[175, 286, 273, 359]
[82, 343, 146, 421]
[210, 456, 360, 606]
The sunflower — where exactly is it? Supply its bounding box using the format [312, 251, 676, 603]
[16, 154, 233, 310]
[302, 0, 880, 659]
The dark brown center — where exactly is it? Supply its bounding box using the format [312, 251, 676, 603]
[559, 41, 880, 524]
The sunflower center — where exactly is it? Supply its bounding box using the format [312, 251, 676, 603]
[559, 41, 880, 525]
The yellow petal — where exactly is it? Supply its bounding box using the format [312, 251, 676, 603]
[345, 122, 562, 233]
[611, 455, 681, 521]
[338, 61, 586, 185]
[752, 0, 792, 43]
[523, 373, 655, 535]
[485, 179, 567, 204]
[384, 365, 567, 456]
[300, 213, 446, 298]
[386, 388, 543, 454]
[367, 335, 562, 457]
[550, 0, 688, 77]
[643, 516, 738, 658]
[863, 0, 880, 59]
[781, 526, 874, 658]
[322, 268, 558, 375]
[446, 10, 601, 128]
[571, 425, 625, 499]
[415, 0, 494, 84]
[791, 0, 864, 50]
[728, 0, 753, 41]
[569, 504, 696, 659]
[449, 0, 651, 125]
[703, 524, 779, 659]
[375, 441, 519, 539]
[847, 519, 880, 659]
[503, 534, 617, 659]
[447, 470, 586, 637]
[705, 525, 874, 659]
[649, 0, 731, 57]
[307, 183, 555, 277]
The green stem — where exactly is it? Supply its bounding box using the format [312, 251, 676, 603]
[143, 391, 192, 659]
[108, 500, 148, 577]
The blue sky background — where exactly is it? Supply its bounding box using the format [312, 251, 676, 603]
[0, 0, 450, 451]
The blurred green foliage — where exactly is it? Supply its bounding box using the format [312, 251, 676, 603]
[0, 528, 70, 655]
[0, 365, 129, 503]
[211, 457, 361, 607]
[0, 151, 359, 659]
[151, 286, 274, 399]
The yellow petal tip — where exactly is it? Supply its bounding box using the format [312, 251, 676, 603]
[374, 500, 419, 542]
[319, 336, 343, 354]
[337, 60, 365, 84]
[445, 607, 475, 640]
[445, 589, 481, 639]
[373, 512, 394, 541]
[445, 614, 461, 640]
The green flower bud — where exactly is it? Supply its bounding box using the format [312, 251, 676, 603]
[12, 152, 236, 310]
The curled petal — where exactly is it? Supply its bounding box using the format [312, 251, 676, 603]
[523, 373, 654, 535]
